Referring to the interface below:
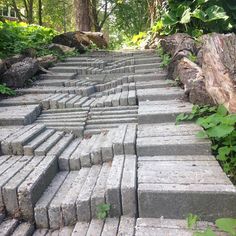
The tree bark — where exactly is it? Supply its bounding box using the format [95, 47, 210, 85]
[38, 0, 42, 25]
[75, 0, 91, 31]
[202, 33, 236, 113]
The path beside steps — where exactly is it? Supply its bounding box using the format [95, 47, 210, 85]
[0, 50, 235, 235]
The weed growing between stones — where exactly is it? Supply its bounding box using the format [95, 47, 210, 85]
[186, 214, 236, 236]
[96, 203, 110, 220]
[0, 84, 16, 96]
[176, 105, 236, 183]
[156, 46, 171, 68]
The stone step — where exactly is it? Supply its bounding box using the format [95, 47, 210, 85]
[11, 124, 46, 155]
[137, 135, 211, 156]
[34, 131, 64, 156]
[138, 155, 236, 221]
[133, 73, 167, 82]
[0, 218, 19, 235]
[34, 79, 67, 87]
[49, 66, 89, 74]
[134, 63, 161, 70]
[34, 155, 137, 229]
[0, 153, 58, 221]
[138, 100, 193, 124]
[1, 125, 41, 155]
[137, 87, 184, 101]
[0, 105, 41, 126]
[136, 80, 175, 89]
[39, 73, 76, 80]
[56, 61, 104, 68]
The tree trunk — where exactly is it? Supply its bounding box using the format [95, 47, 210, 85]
[202, 33, 236, 113]
[75, 0, 91, 31]
[38, 0, 42, 25]
[11, 0, 23, 22]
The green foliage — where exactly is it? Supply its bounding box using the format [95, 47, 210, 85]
[176, 105, 236, 182]
[152, 0, 236, 37]
[96, 203, 110, 220]
[0, 84, 16, 96]
[187, 52, 197, 63]
[156, 45, 171, 68]
[193, 218, 236, 236]
[0, 21, 57, 59]
[187, 213, 199, 229]
[131, 32, 147, 46]
[215, 218, 236, 236]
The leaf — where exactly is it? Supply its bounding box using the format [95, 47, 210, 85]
[194, 228, 216, 236]
[205, 6, 229, 22]
[180, 8, 191, 24]
[206, 124, 234, 138]
[217, 105, 228, 116]
[162, 13, 178, 26]
[215, 218, 236, 236]
[186, 213, 199, 229]
[196, 131, 208, 139]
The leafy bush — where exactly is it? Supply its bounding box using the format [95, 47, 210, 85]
[0, 84, 16, 96]
[176, 105, 236, 183]
[0, 21, 57, 58]
[152, 0, 236, 37]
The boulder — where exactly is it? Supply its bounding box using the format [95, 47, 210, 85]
[37, 55, 58, 69]
[1, 58, 39, 88]
[173, 57, 214, 105]
[52, 32, 88, 52]
[84, 32, 108, 48]
[202, 33, 236, 113]
[5, 54, 25, 68]
[160, 33, 197, 57]
[160, 33, 199, 80]
[52, 31, 108, 51]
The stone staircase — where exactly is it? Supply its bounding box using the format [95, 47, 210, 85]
[0, 50, 235, 235]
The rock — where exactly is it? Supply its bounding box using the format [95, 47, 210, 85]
[84, 32, 108, 48]
[37, 55, 58, 69]
[52, 31, 108, 51]
[173, 57, 214, 105]
[52, 32, 88, 53]
[5, 54, 25, 68]
[160, 33, 199, 80]
[160, 33, 197, 57]
[202, 33, 236, 113]
[48, 43, 76, 55]
[1, 58, 39, 88]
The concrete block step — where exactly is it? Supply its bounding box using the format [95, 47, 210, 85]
[135, 218, 227, 236]
[49, 66, 89, 74]
[34, 155, 137, 229]
[0, 153, 58, 221]
[34, 79, 67, 87]
[136, 80, 174, 89]
[138, 155, 236, 221]
[133, 73, 167, 82]
[39, 73, 76, 80]
[1, 125, 41, 155]
[134, 63, 161, 70]
[137, 135, 211, 156]
[0, 105, 41, 126]
[138, 100, 192, 124]
[137, 87, 184, 101]
[34, 131, 64, 156]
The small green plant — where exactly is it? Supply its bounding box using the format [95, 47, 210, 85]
[187, 52, 197, 63]
[96, 203, 110, 220]
[0, 84, 16, 96]
[161, 53, 171, 68]
[193, 218, 236, 236]
[187, 213, 199, 229]
[176, 104, 236, 183]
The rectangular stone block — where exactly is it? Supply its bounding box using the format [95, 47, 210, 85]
[76, 165, 101, 222]
[121, 155, 137, 216]
[34, 171, 68, 228]
[106, 155, 125, 217]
